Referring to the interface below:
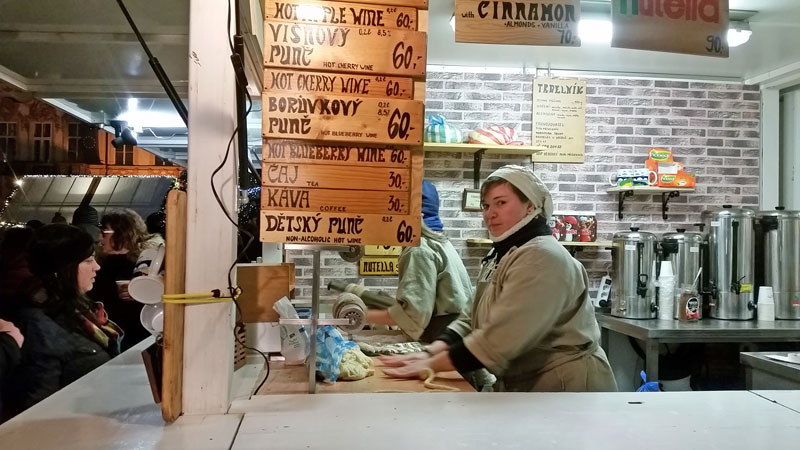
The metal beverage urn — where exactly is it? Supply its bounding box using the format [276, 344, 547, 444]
[661, 229, 705, 319]
[706, 205, 756, 320]
[611, 227, 658, 319]
[758, 207, 800, 320]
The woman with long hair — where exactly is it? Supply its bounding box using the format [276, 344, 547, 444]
[3, 224, 121, 418]
[90, 209, 160, 351]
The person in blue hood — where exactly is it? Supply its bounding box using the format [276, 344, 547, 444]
[366, 180, 473, 343]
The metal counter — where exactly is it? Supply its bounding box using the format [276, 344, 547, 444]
[596, 313, 800, 381]
[740, 352, 800, 390]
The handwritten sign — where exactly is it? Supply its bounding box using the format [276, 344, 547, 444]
[263, 1, 418, 30]
[364, 245, 403, 256]
[327, 0, 428, 8]
[532, 77, 586, 163]
[359, 256, 399, 276]
[454, 0, 580, 46]
[260, 210, 421, 246]
[260, 187, 410, 214]
[263, 140, 411, 167]
[262, 94, 423, 145]
[261, 164, 409, 191]
[611, 0, 729, 57]
[263, 21, 427, 76]
[264, 69, 413, 99]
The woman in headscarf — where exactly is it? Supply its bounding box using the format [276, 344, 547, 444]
[382, 165, 617, 392]
[366, 180, 473, 343]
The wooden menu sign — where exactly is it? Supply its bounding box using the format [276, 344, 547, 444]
[261, 187, 411, 215]
[263, 1, 419, 30]
[611, 0, 729, 57]
[264, 140, 411, 167]
[359, 256, 399, 276]
[261, 0, 426, 247]
[263, 21, 426, 76]
[532, 77, 586, 163]
[262, 94, 423, 145]
[322, 0, 428, 8]
[454, 0, 580, 46]
[261, 143, 422, 245]
[261, 164, 409, 191]
[264, 69, 413, 99]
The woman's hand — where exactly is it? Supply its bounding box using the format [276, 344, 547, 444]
[382, 357, 431, 379]
[0, 318, 24, 348]
[377, 352, 427, 367]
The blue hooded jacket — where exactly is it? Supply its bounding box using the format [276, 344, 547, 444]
[422, 180, 443, 232]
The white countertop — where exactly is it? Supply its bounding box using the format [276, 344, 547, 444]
[3, 340, 799, 450]
[0, 338, 242, 450]
[231, 391, 800, 450]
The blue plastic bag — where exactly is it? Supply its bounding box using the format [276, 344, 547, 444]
[315, 326, 357, 382]
[636, 370, 662, 392]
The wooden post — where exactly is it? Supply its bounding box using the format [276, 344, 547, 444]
[184, 0, 238, 414]
[162, 190, 187, 422]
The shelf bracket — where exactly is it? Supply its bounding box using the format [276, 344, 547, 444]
[617, 190, 634, 220]
[473, 148, 486, 189]
[661, 191, 681, 220]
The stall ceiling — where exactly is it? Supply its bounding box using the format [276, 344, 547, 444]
[1, 176, 174, 225]
[1, 0, 799, 163]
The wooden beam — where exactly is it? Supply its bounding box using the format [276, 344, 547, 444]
[183, 0, 238, 415]
[162, 190, 187, 423]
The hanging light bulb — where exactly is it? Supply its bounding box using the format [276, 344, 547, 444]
[727, 21, 752, 48]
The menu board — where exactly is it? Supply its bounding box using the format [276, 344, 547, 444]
[531, 77, 586, 163]
[263, 21, 426, 76]
[611, 0, 729, 57]
[262, 94, 424, 145]
[261, 1, 426, 247]
[454, 0, 580, 46]
[263, 1, 419, 30]
[265, 69, 414, 99]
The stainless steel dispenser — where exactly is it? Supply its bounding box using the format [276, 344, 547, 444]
[758, 207, 800, 320]
[661, 229, 705, 319]
[706, 205, 756, 320]
[611, 227, 658, 319]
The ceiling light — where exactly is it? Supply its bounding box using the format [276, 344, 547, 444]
[450, 14, 455, 32]
[578, 19, 612, 44]
[15, 179, 23, 186]
[727, 21, 752, 47]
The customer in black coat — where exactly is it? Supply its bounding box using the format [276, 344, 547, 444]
[0, 318, 23, 416]
[2, 224, 122, 420]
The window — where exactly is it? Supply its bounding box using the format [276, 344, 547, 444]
[115, 144, 134, 165]
[0, 122, 17, 161]
[67, 123, 80, 162]
[33, 122, 52, 162]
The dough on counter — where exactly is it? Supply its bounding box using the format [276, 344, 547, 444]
[338, 347, 375, 381]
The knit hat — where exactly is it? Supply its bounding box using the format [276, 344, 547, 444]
[421, 180, 443, 231]
[486, 165, 553, 219]
[29, 224, 95, 276]
[72, 204, 100, 242]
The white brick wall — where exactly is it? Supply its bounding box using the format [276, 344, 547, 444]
[286, 66, 761, 298]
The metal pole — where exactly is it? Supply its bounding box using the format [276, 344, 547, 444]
[309, 250, 320, 393]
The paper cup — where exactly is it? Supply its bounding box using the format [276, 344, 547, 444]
[140, 303, 164, 335]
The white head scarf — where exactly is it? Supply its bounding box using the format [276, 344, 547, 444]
[483, 165, 553, 242]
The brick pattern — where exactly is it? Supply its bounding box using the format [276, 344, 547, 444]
[286, 67, 761, 298]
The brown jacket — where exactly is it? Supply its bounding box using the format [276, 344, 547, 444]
[448, 236, 616, 392]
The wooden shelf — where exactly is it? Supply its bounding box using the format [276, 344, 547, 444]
[606, 186, 694, 194]
[606, 186, 695, 220]
[562, 241, 613, 247]
[423, 142, 546, 156]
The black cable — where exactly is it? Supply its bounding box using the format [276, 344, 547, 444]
[204, 0, 270, 395]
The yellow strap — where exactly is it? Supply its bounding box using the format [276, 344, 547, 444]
[162, 292, 217, 299]
[162, 297, 233, 304]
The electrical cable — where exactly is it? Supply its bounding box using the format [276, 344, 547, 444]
[203, 0, 270, 395]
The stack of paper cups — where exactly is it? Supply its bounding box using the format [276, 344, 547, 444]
[658, 262, 675, 320]
[758, 286, 775, 322]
